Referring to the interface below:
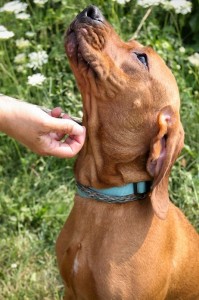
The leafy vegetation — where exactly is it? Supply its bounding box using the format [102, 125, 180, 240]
[0, 0, 198, 298]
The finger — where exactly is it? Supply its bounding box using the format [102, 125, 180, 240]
[47, 127, 86, 158]
[63, 114, 72, 120]
[51, 108, 72, 120]
[66, 128, 86, 148]
[48, 113, 75, 140]
[49, 132, 65, 141]
[45, 118, 85, 136]
[51, 107, 62, 117]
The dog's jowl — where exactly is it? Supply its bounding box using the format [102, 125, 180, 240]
[56, 5, 199, 300]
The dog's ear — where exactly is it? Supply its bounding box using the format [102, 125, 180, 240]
[147, 105, 184, 220]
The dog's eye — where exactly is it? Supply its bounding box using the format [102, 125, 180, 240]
[135, 53, 148, 68]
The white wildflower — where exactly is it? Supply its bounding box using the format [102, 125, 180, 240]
[25, 31, 35, 38]
[179, 46, 185, 53]
[0, 25, 14, 40]
[15, 12, 30, 20]
[33, 0, 48, 6]
[16, 38, 31, 49]
[115, 0, 130, 4]
[27, 73, 46, 86]
[137, 0, 166, 8]
[163, 0, 192, 14]
[0, 1, 27, 14]
[161, 41, 170, 49]
[27, 50, 48, 69]
[16, 65, 26, 72]
[137, 0, 191, 12]
[14, 53, 26, 64]
[188, 53, 199, 68]
[11, 263, 18, 269]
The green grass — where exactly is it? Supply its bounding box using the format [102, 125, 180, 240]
[0, 232, 63, 299]
[0, 138, 75, 299]
[0, 0, 198, 298]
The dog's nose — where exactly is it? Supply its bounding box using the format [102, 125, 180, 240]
[82, 5, 104, 22]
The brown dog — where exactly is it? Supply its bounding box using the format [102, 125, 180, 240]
[56, 5, 199, 299]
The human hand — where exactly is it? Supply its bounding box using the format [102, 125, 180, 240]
[0, 96, 86, 158]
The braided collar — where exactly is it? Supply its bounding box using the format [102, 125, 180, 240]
[76, 181, 151, 204]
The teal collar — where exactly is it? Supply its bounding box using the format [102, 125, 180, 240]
[76, 181, 151, 204]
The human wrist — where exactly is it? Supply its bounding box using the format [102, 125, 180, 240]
[0, 94, 8, 132]
[0, 95, 19, 134]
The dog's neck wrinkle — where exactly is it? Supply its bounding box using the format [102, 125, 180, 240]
[75, 93, 152, 188]
[75, 92, 105, 186]
[75, 138, 151, 188]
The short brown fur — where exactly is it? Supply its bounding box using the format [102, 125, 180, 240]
[56, 6, 199, 299]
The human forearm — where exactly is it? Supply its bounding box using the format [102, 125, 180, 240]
[0, 94, 18, 134]
[0, 94, 38, 140]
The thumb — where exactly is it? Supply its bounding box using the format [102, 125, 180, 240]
[45, 117, 84, 135]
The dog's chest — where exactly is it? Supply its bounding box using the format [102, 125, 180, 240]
[58, 218, 168, 299]
[60, 237, 173, 300]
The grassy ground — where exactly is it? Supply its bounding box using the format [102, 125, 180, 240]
[0, 0, 198, 298]
[0, 138, 75, 299]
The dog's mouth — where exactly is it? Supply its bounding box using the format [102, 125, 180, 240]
[65, 5, 106, 75]
[66, 27, 89, 68]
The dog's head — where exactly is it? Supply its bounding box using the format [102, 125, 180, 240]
[65, 5, 184, 219]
